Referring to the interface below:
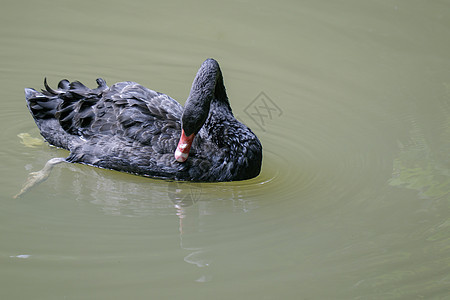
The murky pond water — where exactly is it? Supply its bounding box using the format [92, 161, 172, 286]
[1, 0, 450, 299]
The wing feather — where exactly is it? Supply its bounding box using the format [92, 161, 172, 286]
[51, 80, 182, 153]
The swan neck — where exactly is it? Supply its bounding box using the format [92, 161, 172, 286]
[188, 58, 227, 105]
[182, 59, 231, 136]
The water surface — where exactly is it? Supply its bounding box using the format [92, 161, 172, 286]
[1, 0, 450, 299]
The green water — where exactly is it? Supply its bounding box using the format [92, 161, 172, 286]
[1, 0, 450, 299]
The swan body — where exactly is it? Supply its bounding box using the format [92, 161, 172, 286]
[24, 59, 262, 182]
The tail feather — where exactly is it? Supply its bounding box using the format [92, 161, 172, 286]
[69, 80, 90, 91]
[42, 77, 58, 96]
[26, 78, 108, 122]
[25, 89, 61, 121]
[25, 78, 109, 148]
[58, 79, 70, 90]
[24, 88, 37, 101]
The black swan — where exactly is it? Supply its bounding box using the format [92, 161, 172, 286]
[22, 59, 262, 188]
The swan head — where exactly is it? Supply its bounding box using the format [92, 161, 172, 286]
[175, 103, 209, 163]
[174, 58, 221, 163]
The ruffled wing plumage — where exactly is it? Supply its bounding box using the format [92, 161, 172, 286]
[25, 79, 191, 179]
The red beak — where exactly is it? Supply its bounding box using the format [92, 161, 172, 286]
[175, 129, 195, 162]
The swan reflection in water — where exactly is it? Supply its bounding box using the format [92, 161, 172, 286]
[169, 181, 213, 282]
[59, 165, 261, 282]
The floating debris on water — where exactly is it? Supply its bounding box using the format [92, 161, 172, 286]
[10, 254, 31, 259]
[18, 133, 44, 148]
